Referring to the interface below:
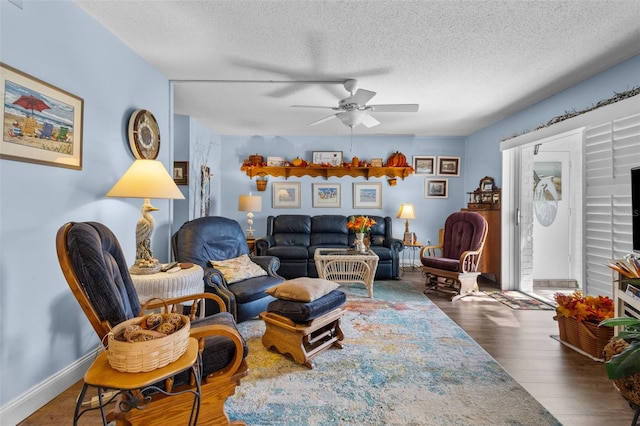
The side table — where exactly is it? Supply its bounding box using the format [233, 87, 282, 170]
[246, 238, 256, 255]
[131, 265, 205, 318]
[401, 243, 424, 274]
[314, 248, 379, 297]
[74, 337, 201, 425]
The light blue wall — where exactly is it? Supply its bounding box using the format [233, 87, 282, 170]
[220, 135, 466, 245]
[465, 55, 640, 190]
[0, 0, 172, 411]
[1, 0, 638, 421]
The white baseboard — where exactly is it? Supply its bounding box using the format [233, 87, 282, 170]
[0, 350, 98, 425]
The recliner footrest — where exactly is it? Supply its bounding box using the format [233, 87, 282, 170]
[259, 289, 346, 368]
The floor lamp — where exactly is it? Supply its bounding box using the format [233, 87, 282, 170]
[106, 159, 185, 274]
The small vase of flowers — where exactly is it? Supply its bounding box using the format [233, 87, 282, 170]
[347, 216, 376, 252]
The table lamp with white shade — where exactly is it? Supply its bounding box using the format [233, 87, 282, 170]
[396, 203, 416, 244]
[238, 194, 262, 239]
[106, 159, 185, 274]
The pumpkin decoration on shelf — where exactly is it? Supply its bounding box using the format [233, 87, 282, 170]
[386, 151, 409, 167]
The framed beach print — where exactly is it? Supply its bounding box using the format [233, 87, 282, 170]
[312, 151, 342, 166]
[413, 155, 436, 175]
[273, 182, 301, 208]
[425, 179, 448, 198]
[353, 182, 382, 209]
[437, 156, 460, 176]
[312, 183, 341, 208]
[1, 63, 84, 170]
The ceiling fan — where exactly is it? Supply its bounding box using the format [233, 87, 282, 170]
[291, 79, 419, 128]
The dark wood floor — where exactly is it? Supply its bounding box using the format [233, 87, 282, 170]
[19, 271, 635, 425]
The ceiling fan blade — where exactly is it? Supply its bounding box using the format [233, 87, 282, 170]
[309, 114, 338, 126]
[345, 89, 376, 106]
[361, 113, 380, 128]
[291, 105, 338, 110]
[368, 104, 419, 113]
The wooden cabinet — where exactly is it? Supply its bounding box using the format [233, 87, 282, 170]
[463, 207, 501, 284]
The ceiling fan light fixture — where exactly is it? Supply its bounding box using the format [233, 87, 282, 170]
[337, 110, 364, 127]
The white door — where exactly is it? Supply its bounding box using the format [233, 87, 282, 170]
[532, 151, 571, 280]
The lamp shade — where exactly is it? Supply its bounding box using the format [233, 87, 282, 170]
[396, 203, 416, 220]
[238, 194, 262, 212]
[106, 159, 184, 200]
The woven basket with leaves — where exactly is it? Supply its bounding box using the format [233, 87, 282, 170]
[107, 313, 190, 373]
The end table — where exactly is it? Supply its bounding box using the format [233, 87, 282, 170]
[401, 243, 424, 275]
[131, 265, 205, 318]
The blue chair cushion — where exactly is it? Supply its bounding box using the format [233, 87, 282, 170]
[267, 289, 346, 322]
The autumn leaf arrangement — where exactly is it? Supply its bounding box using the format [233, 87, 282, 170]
[554, 291, 614, 324]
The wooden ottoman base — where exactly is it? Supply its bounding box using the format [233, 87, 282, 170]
[259, 308, 345, 369]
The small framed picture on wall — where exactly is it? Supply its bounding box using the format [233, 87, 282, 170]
[353, 182, 382, 209]
[173, 161, 189, 185]
[437, 156, 460, 176]
[273, 182, 301, 208]
[425, 179, 448, 198]
[312, 183, 341, 208]
[412, 156, 436, 175]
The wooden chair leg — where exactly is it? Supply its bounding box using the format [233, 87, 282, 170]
[451, 272, 482, 301]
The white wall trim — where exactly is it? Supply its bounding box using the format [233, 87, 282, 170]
[500, 96, 639, 151]
[0, 350, 100, 425]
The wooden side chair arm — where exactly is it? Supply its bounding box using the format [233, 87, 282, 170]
[459, 249, 482, 273]
[187, 324, 246, 381]
[140, 293, 227, 320]
[420, 244, 443, 258]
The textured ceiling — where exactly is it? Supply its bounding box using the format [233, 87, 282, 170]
[77, 0, 640, 137]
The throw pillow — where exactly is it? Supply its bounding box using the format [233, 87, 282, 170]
[210, 254, 267, 284]
[266, 277, 339, 302]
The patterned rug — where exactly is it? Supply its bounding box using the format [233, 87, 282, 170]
[484, 290, 555, 310]
[226, 281, 560, 425]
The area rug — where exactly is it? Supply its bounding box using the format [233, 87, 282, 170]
[226, 281, 560, 425]
[484, 290, 555, 310]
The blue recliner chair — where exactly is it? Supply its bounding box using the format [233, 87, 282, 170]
[172, 216, 284, 322]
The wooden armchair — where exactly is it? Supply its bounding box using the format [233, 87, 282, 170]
[56, 221, 248, 425]
[420, 211, 488, 301]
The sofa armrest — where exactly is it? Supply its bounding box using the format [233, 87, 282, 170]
[204, 266, 228, 289]
[384, 237, 404, 253]
[203, 266, 238, 318]
[255, 236, 275, 255]
[250, 255, 282, 277]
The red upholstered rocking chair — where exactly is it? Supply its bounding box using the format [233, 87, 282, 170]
[420, 211, 488, 301]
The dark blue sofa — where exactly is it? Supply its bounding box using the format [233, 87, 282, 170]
[255, 214, 403, 280]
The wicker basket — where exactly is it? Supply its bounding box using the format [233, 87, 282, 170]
[604, 338, 640, 407]
[578, 320, 614, 359]
[107, 314, 190, 373]
[555, 315, 581, 348]
[555, 315, 613, 359]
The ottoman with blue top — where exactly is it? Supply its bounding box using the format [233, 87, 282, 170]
[259, 278, 346, 368]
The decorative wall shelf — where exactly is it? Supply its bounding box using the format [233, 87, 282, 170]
[242, 166, 414, 180]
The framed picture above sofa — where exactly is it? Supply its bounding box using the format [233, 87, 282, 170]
[312, 183, 341, 208]
[353, 182, 382, 209]
[273, 182, 301, 208]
